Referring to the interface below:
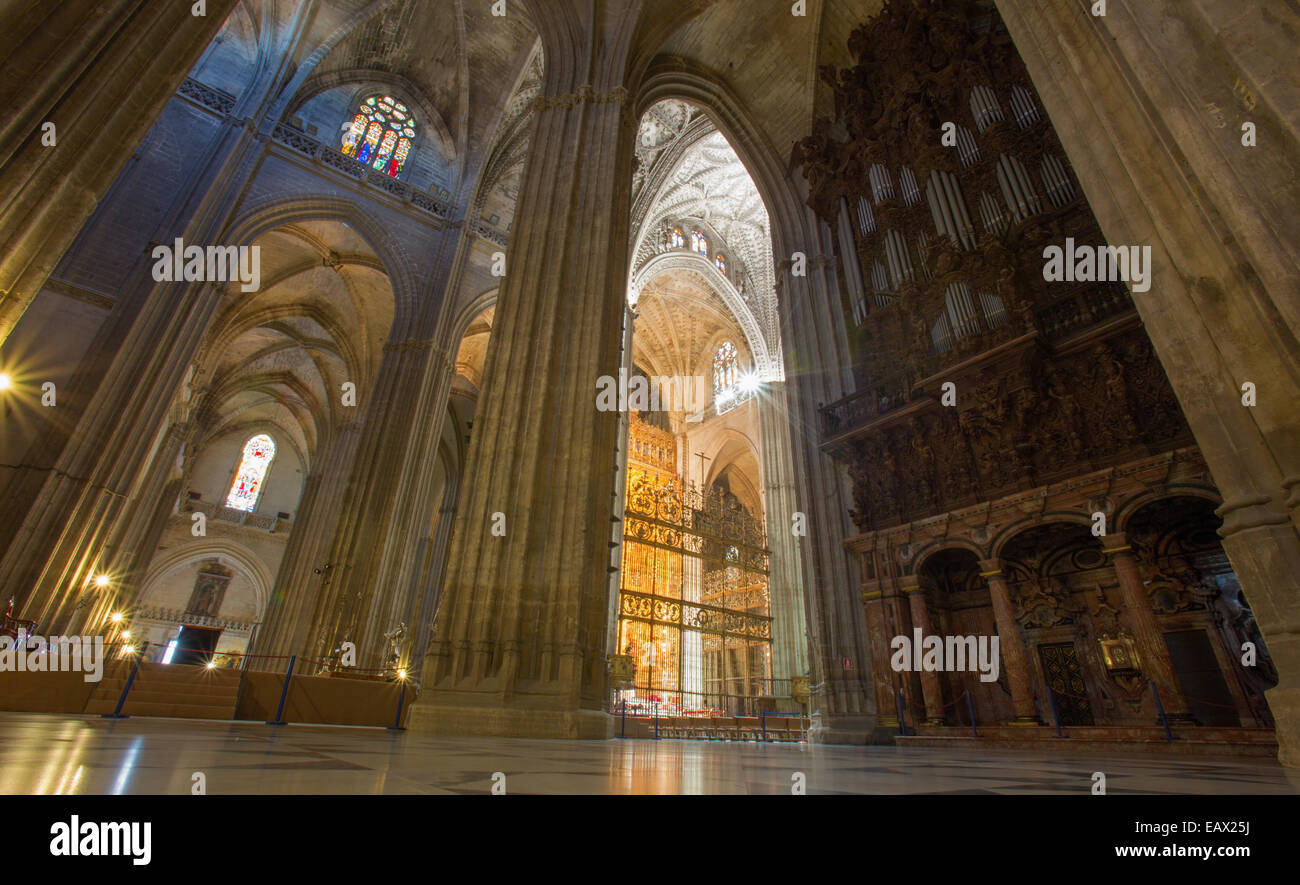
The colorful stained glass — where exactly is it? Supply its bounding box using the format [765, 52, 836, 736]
[341, 95, 417, 176]
[355, 121, 382, 164]
[713, 341, 738, 395]
[715, 253, 727, 275]
[388, 138, 411, 177]
[224, 434, 276, 512]
[372, 129, 398, 170]
[341, 114, 367, 156]
[671, 228, 685, 249]
[692, 230, 709, 256]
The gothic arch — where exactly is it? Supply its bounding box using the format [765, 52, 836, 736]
[288, 69, 457, 167]
[912, 539, 989, 577]
[220, 197, 419, 331]
[636, 57, 821, 295]
[990, 513, 1096, 561]
[202, 417, 309, 483]
[138, 539, 275, 622]
[446, 287, 499, 350]
[631, 251, 776, 380]
[1115, 486, 1224, 533]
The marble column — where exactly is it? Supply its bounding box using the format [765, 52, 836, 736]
[980, 560, 1041, 724]
[0, 0, 239, 344]
[905, 585, 946, 725]
[1103, 532, 1194, 720]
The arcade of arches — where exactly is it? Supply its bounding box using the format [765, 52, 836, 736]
[0, 0, 1297, 769]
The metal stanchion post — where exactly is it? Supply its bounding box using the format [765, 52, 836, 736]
[266, 655, 295, 726]
[387, 679, 406, 731]
[103, 644, 147, 719]
[1151, 682, 1174, 740]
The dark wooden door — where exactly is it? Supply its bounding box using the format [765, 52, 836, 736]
[1038, 642, 1094, 725]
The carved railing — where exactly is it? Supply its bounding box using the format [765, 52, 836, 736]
[182, 500, 290, 533]
[177, 77, 236, 114]
[1036, 281, 1133, 340]
[474, 220, 509, 248]
[176, 77, 509, 244]
[820, 388, 902, 438]
[133, 606, 257, 633]
[269, 124, 463, 222]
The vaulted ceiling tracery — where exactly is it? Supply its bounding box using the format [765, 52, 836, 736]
[631, 105, 781, 380]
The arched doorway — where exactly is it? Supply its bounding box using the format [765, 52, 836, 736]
[610, 99, 804, 728]
[1125, 496, 1276, 728]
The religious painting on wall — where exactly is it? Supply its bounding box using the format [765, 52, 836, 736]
[186, 561, 233, 618]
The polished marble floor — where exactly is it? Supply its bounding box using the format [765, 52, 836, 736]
[1, 712, 1296, 795]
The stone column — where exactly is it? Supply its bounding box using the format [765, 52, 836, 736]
[1103, 532, 1193, 720]
[980, 560, 1041, 724]
[251, 422, 364, 660]
[0, 0, 239, 344]
[904, 585, 946, 725]
[406, 47, 640, 736]
[755, 384, 810, 689]
[301, 342, 451, 669]
[780, 225, 879, 744]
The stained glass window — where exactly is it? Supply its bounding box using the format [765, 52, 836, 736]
[713, 341, 738, 395]
[671, 228, 686, 249]
[714, 253, 727, 275]
[340, 114, 367, 156]
[692, 230, 709, 256]
[355, 122, 382, 164]
[341, 95, 416, 176]
[373, 129, 398, 171]
[224, 434, 276, 512]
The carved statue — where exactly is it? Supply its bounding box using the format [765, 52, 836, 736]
[383, 622, 407, 670]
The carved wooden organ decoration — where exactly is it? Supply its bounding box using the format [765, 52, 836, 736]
[798, 0, 1194, 531]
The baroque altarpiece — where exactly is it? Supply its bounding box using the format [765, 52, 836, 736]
[615, 413, 775, 715]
